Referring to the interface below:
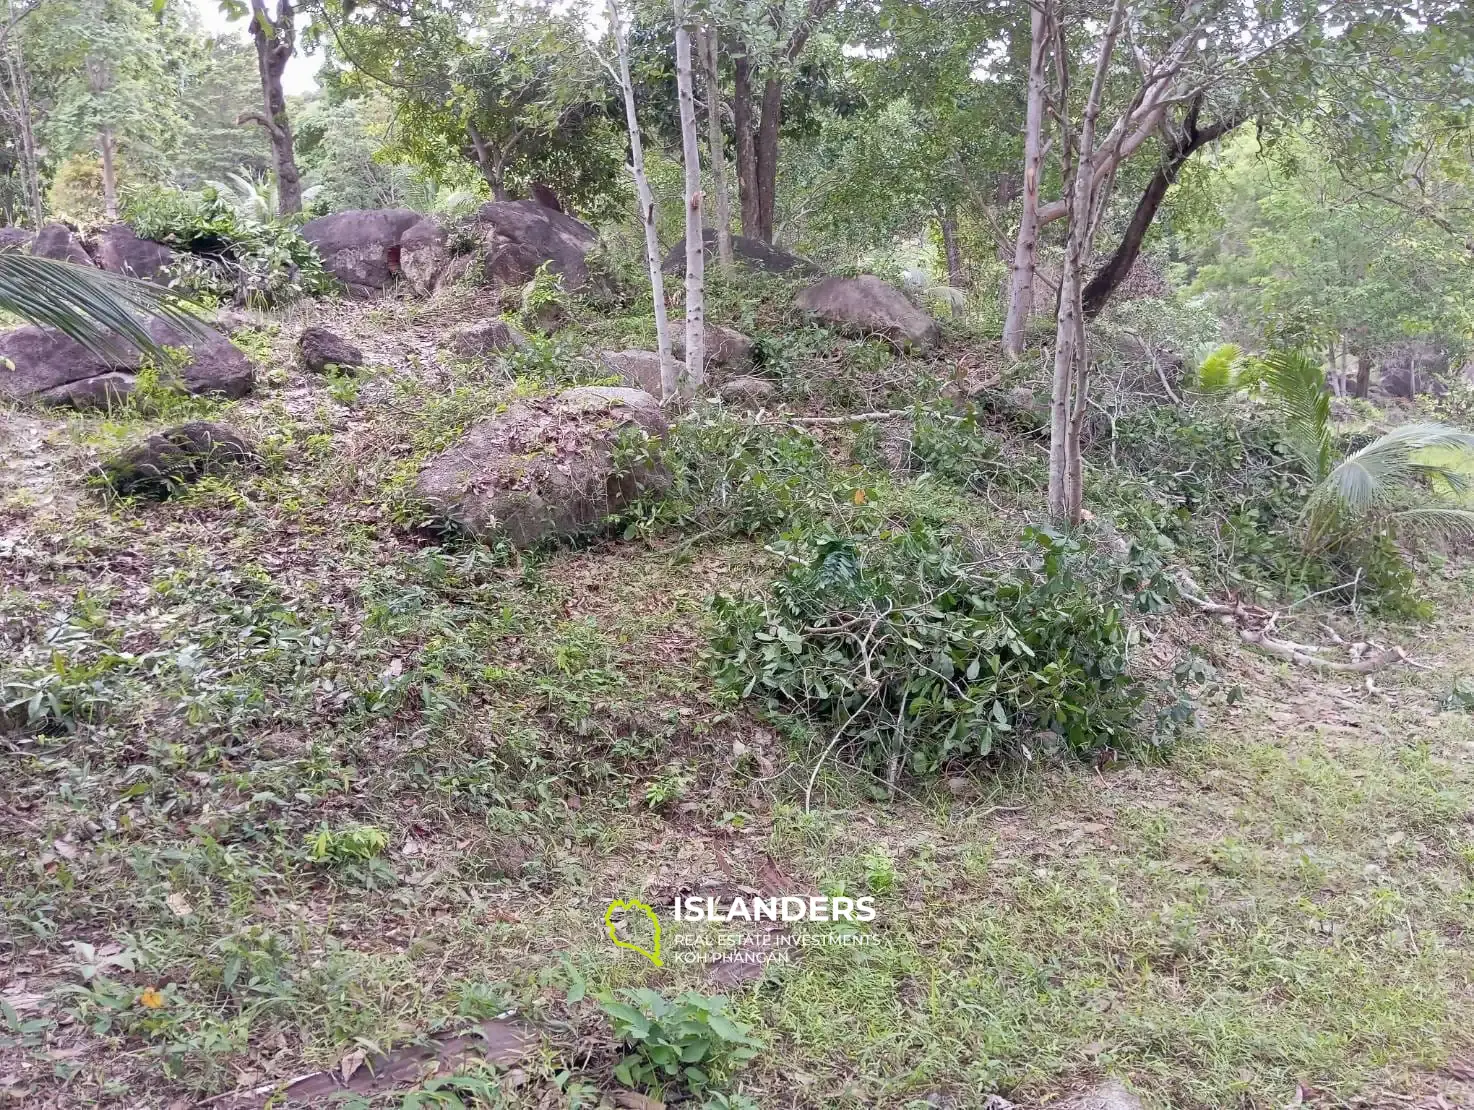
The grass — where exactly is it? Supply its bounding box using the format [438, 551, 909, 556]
[2, 284, 1473, 1109]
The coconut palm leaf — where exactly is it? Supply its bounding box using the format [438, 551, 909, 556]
[1310, 423, 1474, 515]
[1258, 348, 1333, 479]
[0, 249, 208, 363]
[1389, 505, 1474, 542]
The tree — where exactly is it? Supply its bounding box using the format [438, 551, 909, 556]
[237, 0, 302, 216]
[321, 0, 623, 214]
[26, 0, 184, 220]
[727, 0, 839, 243]
[1001, 0, 1046, 357]
[603, 0, 677, 398]
[700, 25, 733, 267]
[674, 0, 705, 394]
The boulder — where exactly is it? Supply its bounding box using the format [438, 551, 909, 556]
[672, 323, 755, 369]
[297, 326, 364, 374]
[796, 275, 940, 352]
[717, 375, 776, 408]
[414, 385, 669, 546]
[92, 421, 255, 499]
[446, 319, 527, 358]
[661, 230, 816, 275]
[473, 200, 600, 291]
[30, 223, 93, 266]
[600, 350, 685, 396]
[0, 319, 253, 409]
[400, 217, 470, 296]
[300, 208, 424, 296]
[1047, 1081, 1144, 1110]
[1380, 365, 1449, 399]
[94, 224, 176, 284]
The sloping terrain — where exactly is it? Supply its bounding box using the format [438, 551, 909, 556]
[2, 280, 1472, 1109]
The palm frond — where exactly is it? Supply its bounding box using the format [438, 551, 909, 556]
[1259, 348, 1333, 479]
[1388, 505, 1474, 543]
[0, 249, 208, 363]
[1190, 342, 1242, 392]
[1312, 422, 1474, 514]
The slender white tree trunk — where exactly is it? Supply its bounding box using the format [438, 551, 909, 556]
[1002, 0, 1048, 358]
[701, 26, 734, 268]
[99, 128, 118, 221]
[607, 0, 677, 399]
[1047, 0, 1125, 523]
[675, 5, 706, 395]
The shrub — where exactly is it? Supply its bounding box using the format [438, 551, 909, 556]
[599, 989, 761, 1097]
[709, 524, 1183, 776]
[122, 185, 333, 307]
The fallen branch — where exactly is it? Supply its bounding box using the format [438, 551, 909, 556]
[1175, 572, 1414, 675]
[779, 408, 913, 427]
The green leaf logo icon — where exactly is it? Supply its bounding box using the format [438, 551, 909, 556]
[605, 899, 663, 967]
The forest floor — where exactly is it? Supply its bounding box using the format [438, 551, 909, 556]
[2, 282, 1473, 1110]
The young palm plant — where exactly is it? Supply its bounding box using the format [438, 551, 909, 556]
[1192, 345, 1474, 552]
[0, 248, 205, 363]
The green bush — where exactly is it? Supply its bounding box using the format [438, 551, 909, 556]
[709, 524, 1183, 775]
[599, 989, 761, 1097]
[122, 185, 334, 306]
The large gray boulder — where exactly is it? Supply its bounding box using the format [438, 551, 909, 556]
[94, 224, 176, 284]
[415, 386, 669, 546]
[672, 323, 755, 369]
[92, 422, 255, 499]
[301, 208, 424, 296]
[446, 319, 527, 358]
[0, 320, 253, 409]
[661, 230, 816, 276]
[399, 218, 468, 296]
[473, 200, 600, 291]
[599, 350, 686, 396]
[30, 223, 93, 266]
[797, 275, 940, 352]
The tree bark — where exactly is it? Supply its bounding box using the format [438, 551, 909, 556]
[607, 0, 676, 399]
[246, 0, 303, 216]
[1081, 99, 1247, 317]
[754, 77, 782, 242]
[1353, 349, 1372, 399]
[1003, 0, 1048, 358]
[1048, 0, 1125, 523]
[674, 6, 706, 395]
[939, 205, 964, 290]
[732, 53, 759, 238]
[99, 127, 118, 220]
[701, 26, 734, 267]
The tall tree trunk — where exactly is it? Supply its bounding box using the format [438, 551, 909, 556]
[754, 77, 782, 242]
[732, 54, 759, 238]
[1081, 99, 1246, 317]
[1353, 349, 1372, 399]
[1003, 0, 1048, 358]
[674, 6, 706, 395]
[701, 26, 734, 268]
[1048, 0, 1125, 523]
[99, 127, 118, 220]
[939, 205, 964, 290]
[466, 122, 510, 200]
[607, 0, 676, 398]
[246, 0, 303, 217]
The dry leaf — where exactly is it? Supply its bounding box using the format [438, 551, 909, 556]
[339, 1047, 367, 1082]
[51, 838, 79, 861]
[165, 892, 193, 918]
[137, 987, 165, 1010]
